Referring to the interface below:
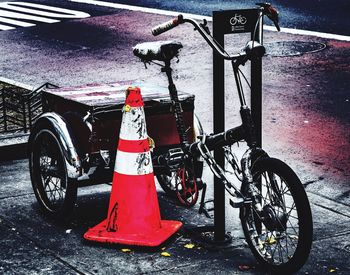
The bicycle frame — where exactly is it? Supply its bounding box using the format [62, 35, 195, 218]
[149, 7, 274, 205]
[179, 16, 269, 196]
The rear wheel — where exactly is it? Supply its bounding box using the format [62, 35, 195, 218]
[156, 114, 203, 205]
[156, 160, 202, 207]
[240, 158, 313, 274]
[29, 126, 77, 221]
[175, 167, 198, 206]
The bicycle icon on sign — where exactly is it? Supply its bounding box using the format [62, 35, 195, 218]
[230, 14, 247, 25]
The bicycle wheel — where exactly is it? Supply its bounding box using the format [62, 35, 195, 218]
[240, 158, 313, 274]
[157, 158, 202, 191]
[175, 167, 198, 207]
[156, 160, 201, 207]
[157, 113, 204, 198]
[29, 125, 77, 221]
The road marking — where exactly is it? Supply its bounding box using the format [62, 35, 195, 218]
[0, 2, 90, 31]
[0, 23, 14, 30]
[70, 0, 350, 42]
[70, 0, 211, 20]
[1, 2, 90, 19]
[0, 17, 35, 28]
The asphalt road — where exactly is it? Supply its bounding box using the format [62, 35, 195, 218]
[96, 0, 350, 35]
[0, 1, 349, 35]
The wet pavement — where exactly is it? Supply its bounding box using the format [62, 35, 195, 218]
[0, 6, 350, 275]
[0, 159, 349, 274]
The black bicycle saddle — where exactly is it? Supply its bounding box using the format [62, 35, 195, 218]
[133, 41, 183, 62]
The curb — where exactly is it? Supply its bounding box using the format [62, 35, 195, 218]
[0, 77, 33, 161]
[0, 133, 29, 161]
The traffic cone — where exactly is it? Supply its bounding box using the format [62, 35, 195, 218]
[84, 86, 182, 246]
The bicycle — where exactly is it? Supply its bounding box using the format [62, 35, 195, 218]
[230, 13, 247, 25]
[133, 3, 312, 274]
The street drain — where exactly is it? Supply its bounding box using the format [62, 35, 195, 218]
[264, 41, 326, 57]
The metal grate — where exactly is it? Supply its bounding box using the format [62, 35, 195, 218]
[264, 41, 326, 57]
[0, 82, 58, 133]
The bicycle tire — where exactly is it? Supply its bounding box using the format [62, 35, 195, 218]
[156, 159, 203, 199]
[240, 157, 313, 274]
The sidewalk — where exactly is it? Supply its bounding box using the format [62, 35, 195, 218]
[0, 158, 349, 274]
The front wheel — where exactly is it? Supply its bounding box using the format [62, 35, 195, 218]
[240, 158, 313, 274]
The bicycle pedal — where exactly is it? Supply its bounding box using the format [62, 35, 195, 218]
[229, 197, 245, 208]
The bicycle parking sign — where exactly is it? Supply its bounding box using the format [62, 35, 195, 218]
[214, 9, 260, 34]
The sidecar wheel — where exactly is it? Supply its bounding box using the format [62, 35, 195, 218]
[29, 124, 77, 221]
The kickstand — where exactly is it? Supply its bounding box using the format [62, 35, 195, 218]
[198, 183, 214, 219]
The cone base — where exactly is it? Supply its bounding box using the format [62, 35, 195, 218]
[84, 219, 182, 247]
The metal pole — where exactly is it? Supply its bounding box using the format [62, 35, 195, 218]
[212, 11, 226, 242]
[251, 12, 263, 148]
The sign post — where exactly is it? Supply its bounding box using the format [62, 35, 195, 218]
[212, 8, 263, 242]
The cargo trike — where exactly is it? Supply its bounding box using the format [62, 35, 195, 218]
[28, 81, 204, 220]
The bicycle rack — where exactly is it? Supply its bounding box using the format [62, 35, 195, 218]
[197, 8, 263, 245]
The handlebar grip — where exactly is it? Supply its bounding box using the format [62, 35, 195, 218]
[267, 6, 281, 31]
[151, 15, 183, 36]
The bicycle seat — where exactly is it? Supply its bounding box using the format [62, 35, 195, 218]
[133, 41, 183, 62]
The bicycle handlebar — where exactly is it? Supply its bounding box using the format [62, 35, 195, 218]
[152, 15, 235, 60]
[151, 8, 279, 60]
[151, 15, 184, 36]
[256, 2, 280, 31]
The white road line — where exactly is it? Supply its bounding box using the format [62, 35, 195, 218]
[70, 0, 211, 21]
[70, 0, 350, 42]
[0, 17, 35, 28]
[4, 2, 90, 18]
[0, 23, 14, 30]
[0, 1, 90, 31]
[0, 9, 59, 24]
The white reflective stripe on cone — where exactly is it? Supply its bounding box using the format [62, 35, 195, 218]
[119, 107, 147, 141]
[115, 150, 153, 175]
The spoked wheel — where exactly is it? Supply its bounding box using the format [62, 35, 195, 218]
[157, 158, 203, 199]
[157, 165, 199, 207]
[175, 167, 198, 207]
[29, 127, 77, 221]
[240, 158, 313, 274]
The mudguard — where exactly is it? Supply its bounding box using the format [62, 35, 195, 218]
[30, 112, 82, 179]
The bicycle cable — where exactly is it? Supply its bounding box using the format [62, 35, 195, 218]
[238, 68, 251, 90]
[252, 12, 263, 48]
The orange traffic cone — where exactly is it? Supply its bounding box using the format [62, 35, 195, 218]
[84, 86, 182, 246]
